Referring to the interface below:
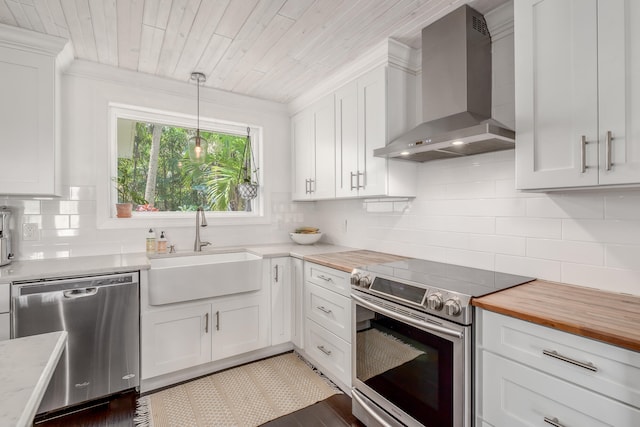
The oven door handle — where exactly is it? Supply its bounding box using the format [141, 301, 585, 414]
[352, 389, 394, 427]
[352, 293, 464, 339]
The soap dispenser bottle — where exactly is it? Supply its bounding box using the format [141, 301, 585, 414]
[146, 228, 156, 254]
[157, 231, 168, 254]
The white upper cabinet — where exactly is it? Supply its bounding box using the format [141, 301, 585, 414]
[335, 66, 417, 198]
[292, 94, 336, 200]
[0, 25, 69, 196]
[515, 0, 640, 190]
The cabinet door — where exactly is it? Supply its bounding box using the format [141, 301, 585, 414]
[0, 47, 58, 195]
[597, 0, 640, 185]
[482, 351, 640, 427]
[291, 257, 304, 349]
[270, 257, 292, 346]
[313, 94, 336, 199]
[335, 81, 359, 198]
[515, 0, 599, 189]
[211, 293, 269, 361]
[141, 304, 211, 379]
[292, 110, 314, 200]
[358, 66, 389, 196]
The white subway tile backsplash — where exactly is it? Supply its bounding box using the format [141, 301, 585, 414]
[496, 217, 561, 239]
[526, 195, 603, 219]
[443, 248, 495, 270]
[562, 263, 640, 295]
[604, 192, 640, 219]
[495, 254, 562, 281]
[562, 219, 640, 245]
[605, 244, 640, 271]
[468, 234, 526, 256]
[526, 238, 604, 265]
[415, 215, 496, 234]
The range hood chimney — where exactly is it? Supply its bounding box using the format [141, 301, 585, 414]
[374, 5, 515, 162]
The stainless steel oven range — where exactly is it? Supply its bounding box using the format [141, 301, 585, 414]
[350, 259, 533, 427]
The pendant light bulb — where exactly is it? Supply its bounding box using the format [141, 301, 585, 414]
[188, 72, 209, 164]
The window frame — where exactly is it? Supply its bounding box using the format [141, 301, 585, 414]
[97, 103, 267, 229]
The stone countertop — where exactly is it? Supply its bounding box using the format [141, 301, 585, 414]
[0, 331, 67, 427]
[0, 243, 357, 282]
[472, 280, 640, 352]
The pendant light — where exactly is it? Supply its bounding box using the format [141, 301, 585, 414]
[236, 127, 259, 200]
[188, 72, 208, 164]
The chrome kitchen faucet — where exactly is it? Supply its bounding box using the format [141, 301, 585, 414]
[194, 207, 211, 251]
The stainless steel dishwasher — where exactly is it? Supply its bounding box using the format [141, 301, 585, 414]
[11, 271, 140, 415]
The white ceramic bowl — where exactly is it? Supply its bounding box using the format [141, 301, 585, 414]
[289, 232, 322, 245]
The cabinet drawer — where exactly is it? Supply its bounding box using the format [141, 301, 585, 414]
[479, 309, 640, 408]
[305, 282, 351, 343]
[305, 319, 351, 388]
[0, 283, 9, 312]
[0, 312, 9, 340]
[482, 351, 640, 427]
[304, 262, 350, 297]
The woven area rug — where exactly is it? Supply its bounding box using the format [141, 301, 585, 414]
[356, 328, 425, 381]
[135, 352, 340, 427]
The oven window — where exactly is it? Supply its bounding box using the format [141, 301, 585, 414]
[355, 306, 454, 426]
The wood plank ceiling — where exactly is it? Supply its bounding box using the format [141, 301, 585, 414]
[0, 0, 507, 103]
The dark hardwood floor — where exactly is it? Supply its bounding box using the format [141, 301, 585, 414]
[33, 392, 363, 427]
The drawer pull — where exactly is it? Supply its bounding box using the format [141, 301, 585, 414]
[317, 274, 333, 282]
[316, 305, 333, 314]
[544, 416, 565, 427]
[317, 345, 332, 356]
[605, 130, 613, 171]
[542, 349, 597, 372]
[580, 135, 588, 173]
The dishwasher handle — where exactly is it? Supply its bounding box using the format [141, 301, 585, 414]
[63, 287, 98, 299]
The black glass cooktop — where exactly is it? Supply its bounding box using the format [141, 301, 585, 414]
[357, 258, 535, 298]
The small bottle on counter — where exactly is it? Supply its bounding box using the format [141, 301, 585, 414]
[157, 231, 168, 254]
[146, 228, 156, 254]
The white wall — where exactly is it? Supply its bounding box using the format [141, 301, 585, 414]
[1, 61, 312, 260]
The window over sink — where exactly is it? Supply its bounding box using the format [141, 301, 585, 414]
[106, 104, 264, 225]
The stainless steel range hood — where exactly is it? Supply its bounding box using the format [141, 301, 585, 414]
[374, 5, 515, 162]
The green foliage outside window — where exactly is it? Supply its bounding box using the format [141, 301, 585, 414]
[116, 119, 255, 212]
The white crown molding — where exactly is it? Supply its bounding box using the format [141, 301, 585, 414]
[65, 59, 288, 114]
[484, 0, 514, 42]
[0, 22, 69, 56]
[288, 38, 418, 115]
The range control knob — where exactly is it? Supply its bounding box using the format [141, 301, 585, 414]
[358, 275, 372, 288]
[350, 273, 361, 286]
[444, 298, 462, 316]
[426, 293, 444, 311]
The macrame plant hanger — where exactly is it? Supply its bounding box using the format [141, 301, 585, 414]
[236, 127, 259, 205]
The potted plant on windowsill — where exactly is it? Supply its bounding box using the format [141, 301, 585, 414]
[113, 176, 134, 218]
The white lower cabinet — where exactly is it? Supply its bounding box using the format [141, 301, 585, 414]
[302, 262, 351, 391]
[141, 291, 269, 380]
[141, 303, 211, 378]
[269, 257, 292, 346]
[0, 282, 8, 340]
[477, 309, 640, 426]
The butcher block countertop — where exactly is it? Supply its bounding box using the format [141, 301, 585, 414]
[473, 280, 640, 352]
[303, 250, 408, 273]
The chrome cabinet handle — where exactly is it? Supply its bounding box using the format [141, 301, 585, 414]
[317, 274, 333, 282]
[542, 349, 597, 372]
[274, 265, 279, 283]
[316, 306, 332, 314]
[305, 179, 309, 194]
[605, 130, 613, 171]
[358, 171, 365, 189]
[580, 135, 588, 173]
[317, 345, 332, 356]
[350, 172, 357, 190]
[216, 311, 220, 331]
[205, 313, 209, 333]
[309, 179, 315, 193]
[544, 416, 565, 427]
